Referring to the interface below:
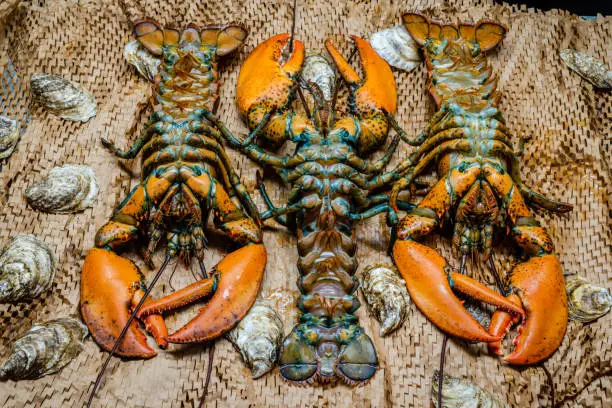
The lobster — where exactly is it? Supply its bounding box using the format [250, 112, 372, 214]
[80, 20, 266, 361]
[389, 13, 572, 365]
[207, 33, 416, 384]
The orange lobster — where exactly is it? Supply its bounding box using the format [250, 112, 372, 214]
[389, 13, 572, 365]
[208, 33, 409, 384]
[80, 20, 266, 360]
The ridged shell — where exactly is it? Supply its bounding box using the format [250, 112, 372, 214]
[25, 164, 99, 213]
[301, 52, 336, 101]
[124, 39, 161, 82]
[30, 73, 97, 122]
[0, 235, 55, 302]
[358, 263, 410, 336]
[0, 116, 20, 160]
[0, 318, 88, 380]
[371, 25, 421, 72]
[560, 49, 612, 89]
[225, 300, 283, 378]
[566, 276, 611, 323]
[432, 370, 509, 408]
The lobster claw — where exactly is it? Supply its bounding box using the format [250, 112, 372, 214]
[392, 239, 525, 342]
[236, 33, 306, 148]
[166, 244, 266, 343]
[80, 248, 168, 358]
[488, 255, 568, 365]
[325, 36, 397, 154]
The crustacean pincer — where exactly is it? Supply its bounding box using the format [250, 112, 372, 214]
[80, 20, 266, 359]
[389, 13, 572, 365]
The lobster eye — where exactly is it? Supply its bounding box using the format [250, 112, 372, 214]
[337, 332, 378, 383]
[278, 331, 318, 382]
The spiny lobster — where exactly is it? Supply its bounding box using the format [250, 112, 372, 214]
[208, 33, 415, 384]
[80, 20, 266, 362]
[390, 13, 572, 365]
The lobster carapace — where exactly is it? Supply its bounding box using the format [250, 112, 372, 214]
[80, 20, 266, 359]
[210, 33, 417, 384]
[390, 13, 572, 365]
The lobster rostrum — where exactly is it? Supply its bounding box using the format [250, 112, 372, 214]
[390, 13, 572, 365]
[212, 33, 414, 384]
[80, 20, 266, 359]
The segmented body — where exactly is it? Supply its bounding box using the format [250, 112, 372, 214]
[390, 14, 570, 365]
[81, 21, 266, 361]
[223, 34, 411, 384]
[98, 23, 260, 263]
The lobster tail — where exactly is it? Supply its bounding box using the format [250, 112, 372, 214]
[278, 210, 378, 384]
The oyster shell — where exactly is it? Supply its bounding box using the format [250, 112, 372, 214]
[30, 73, 97, 122]
[371, 25, 421, 72]
[25, 164, 98, 213]
[432, 370, 509, 408]
[0, 318, 88, 380]
[566, 276, 611, 323]
[0, 235, 55, 302]
[463, 300, 491, 330]
[225, 300, 283, 378]
[560, 49, 612, 89]
[301, 52, 336, 101]
[0, 116, 20, 160]
[124, 39, 161, 82]
[358, 263, 410, 336]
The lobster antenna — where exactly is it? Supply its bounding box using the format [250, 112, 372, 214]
[197, 344, 216, 408]
[289, 0, 297, 53]
[437, 253, 467, 408]
[87, 255, 172, 408]
[487, 253, 508, 296]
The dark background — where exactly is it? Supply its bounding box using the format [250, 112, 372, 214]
[501, 0, 611, 16]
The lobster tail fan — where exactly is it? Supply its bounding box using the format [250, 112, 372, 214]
[180, 24, 201, 49]
[133, 19, 164, 55]
[199, 24, 248, 57]
[402, 13, 429, 45]
[163, 27, 180, 47]
[475, 21, 507, 52]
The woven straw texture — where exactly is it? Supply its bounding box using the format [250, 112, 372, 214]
[0, 0, 610, 406]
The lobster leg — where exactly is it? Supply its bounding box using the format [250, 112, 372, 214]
[149, 170, 266, 343]
[392, 165, 524, 342]
[484, 165, 568, 365]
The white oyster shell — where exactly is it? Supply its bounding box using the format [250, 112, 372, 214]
[371, 25, 421, 72]
[225, 300, 283, 378]
[0, 318, 88, 380]
[358, 263, 410, 336]
[25, 164, 98, 213]
[560, 49, 612, 89]
[566, 276, 611, 323]
[432, 370, 509, 408]
[0, 235, 55, 302]
[30, 73, 97, 122]
[0, 116, 20, 160]
[301, 52, 336, 101]
[124, 39, 161, 82]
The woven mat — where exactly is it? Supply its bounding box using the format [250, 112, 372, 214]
[0, 0, 610, 406]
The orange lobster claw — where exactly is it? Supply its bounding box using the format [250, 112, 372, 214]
[325, 36, 397, 115]
[325, 36, 397, 154]
[488, 255, 567, 365]
[81, 248, 167, 358]
[236, 33, 306, 148]
[393, 240, 524, 342]
[167, 244, 266, 343]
